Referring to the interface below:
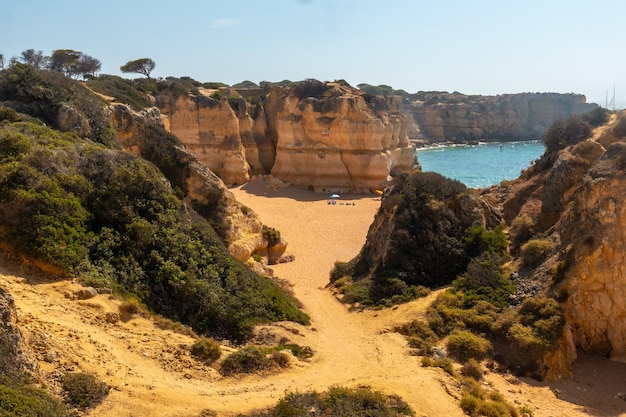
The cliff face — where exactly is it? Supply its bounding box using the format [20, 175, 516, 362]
[263, 81, 415, 192]
[155, 92, 250, 185]
[556, 140, 626, 361]
[405, 92, 598, 143]
[156, 81, 416, 193]
[488, 111, 626, 376]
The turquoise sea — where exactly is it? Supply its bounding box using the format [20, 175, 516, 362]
[416, 141, 546, 189]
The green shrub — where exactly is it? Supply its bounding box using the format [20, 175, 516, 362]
[432, 357, 456, 376]
[0, 383, 69, 417]
[0, 64, 114, 145]
[464, 224, 508, 258]
[220, 346, 274, 376]
[396, 320, 438, 354]
[543, 115, 591, 152]
[265, 344, 314, 360]
[262, 225, 281, 247]
[510, 214, 534, 247]
[460, 378, 519, 417]
[61, 372, 109, 409]
[191, 337, 222, 363]
[330, 259, 356, 282]
[492, 297, 564, 375]
[452, 253, 515, 309]
[461, 358, 484, 380]
[87, 74, 152, 110]
[0, 107, 20, 123]
[446, 330, 491, 362]
[250, 386, 414, 417]
[520, 238, 552, 268]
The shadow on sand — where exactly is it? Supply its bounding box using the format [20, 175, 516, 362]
[232, 180, 380, 204]
[521, 353, 626, 416]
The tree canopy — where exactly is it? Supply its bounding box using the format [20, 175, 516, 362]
[120, 58, 156, 78]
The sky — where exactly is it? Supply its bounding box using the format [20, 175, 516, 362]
[2, 0, 625, 106]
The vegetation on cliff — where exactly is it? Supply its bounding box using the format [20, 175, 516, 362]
[330, 169, 565, 378]
[0, 66, 309, 342]
[331, 171, 500, 306]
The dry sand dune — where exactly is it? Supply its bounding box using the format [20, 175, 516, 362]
[2, 177, 625, 416]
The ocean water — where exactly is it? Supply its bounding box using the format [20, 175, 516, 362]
[416, 141, 545, 189]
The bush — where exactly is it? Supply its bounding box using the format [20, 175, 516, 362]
[262, 225, 281, 247]
[464, 224, 508, 258]
[0, 383, 69, 417]
[459, 378, 519, 417]
[452, 253, 515, 309]
[0, 107, 20, 123]
[118, 299, 143, 317]
[61, 372, 109, 409]
[446, 330, 491, 362]
[543, 115, 591, 152]
[265, 344, 314, 360]
[396, 320, 438, 354]
[248, 386, 414, 417]
[492, 297, 564, 375]
[87, 75, 152, 110]
[330, 259, 356, 282]
[191, 337, 221, 363]
[510, 214, 535, 247]
[461, 358, 484, 380]
[520, 238, 552, 268]
[220, 346, 274, 376]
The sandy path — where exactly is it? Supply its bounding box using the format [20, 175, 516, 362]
[2, 177, 625, 416]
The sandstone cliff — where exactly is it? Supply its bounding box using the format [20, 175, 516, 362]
[487, 110, 626, 377]
[264, 81, 416, 192]
[405, 92, 598, 143]
[155, 89, 251, 185]
[155, 80, 417, 193]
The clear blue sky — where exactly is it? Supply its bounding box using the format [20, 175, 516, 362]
[2, 0, 625, 106]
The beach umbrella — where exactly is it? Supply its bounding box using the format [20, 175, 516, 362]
[329, 194, 340, 199]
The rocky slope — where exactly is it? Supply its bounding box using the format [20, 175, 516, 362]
[404, 92, 597, 143]
[485, 110, 626, 377]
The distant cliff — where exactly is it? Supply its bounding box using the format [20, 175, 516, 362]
[404, 91, 598, 143]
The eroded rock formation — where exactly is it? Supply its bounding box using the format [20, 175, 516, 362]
[0, 286, 36, 377]
[155, 91, 251, 185]
[556, 140, 626, 362]
[489, 111, 626, 376]
[264, 81, 415, 192]
[156, 81, 417, 193]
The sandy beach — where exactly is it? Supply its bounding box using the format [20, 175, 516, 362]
[230, 176, 382, 289]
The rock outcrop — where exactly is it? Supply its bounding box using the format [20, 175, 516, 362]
[156, 81, 417, 193]
[155, 91, 251, 185]
[264, 81, 416, 192]
[556, 140, 626, 361]
[404, 92, 597, 143]
[488, 110, 626, 376]
[0, 286, 36, 377]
